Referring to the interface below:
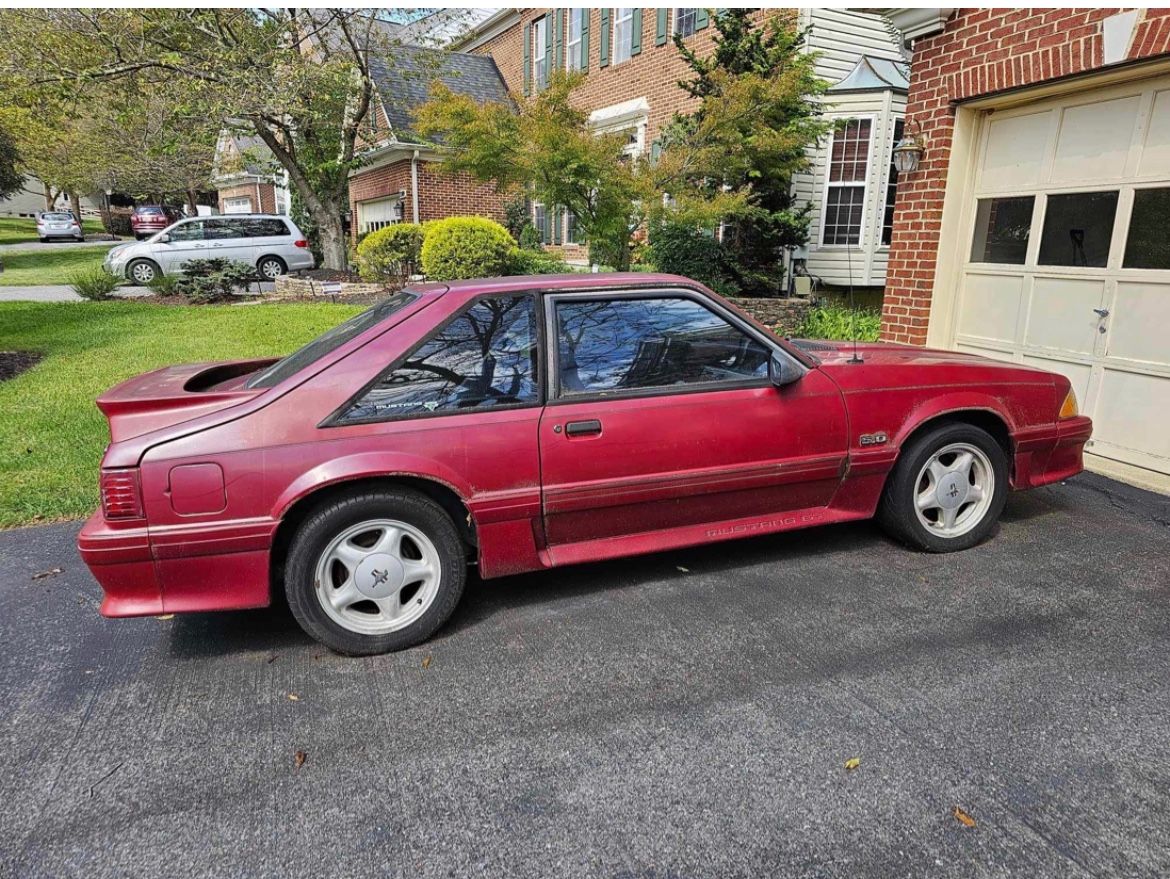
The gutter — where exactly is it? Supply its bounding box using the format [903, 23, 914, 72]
[411, 149, 421, 224]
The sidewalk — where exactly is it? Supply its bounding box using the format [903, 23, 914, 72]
[0, 285, 152, 302]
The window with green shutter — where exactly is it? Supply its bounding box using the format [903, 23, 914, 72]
[599, 9, 610, 67]
[656, 9, 669, 45]
[522, 21, 532, 95]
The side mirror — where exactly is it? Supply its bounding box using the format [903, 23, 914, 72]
[157, 233, 170, 244]
[769, 352, 804, 388]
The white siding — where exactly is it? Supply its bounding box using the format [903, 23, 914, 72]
[793, 9, 907, 288]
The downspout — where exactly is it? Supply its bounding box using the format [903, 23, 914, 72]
[255, 179, 263, 214]
[411, 150, 420, 224]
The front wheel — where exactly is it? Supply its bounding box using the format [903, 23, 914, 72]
[284, 488, 466, 655]
[127, 259, 159, 285]
[877, 423, 1008, 552]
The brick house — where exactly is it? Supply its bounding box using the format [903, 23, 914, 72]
[211, 133, 289, 216]
[879, 8, 1170, 491]
[347, 45, 512, 236]
[457, 8, 908, 293]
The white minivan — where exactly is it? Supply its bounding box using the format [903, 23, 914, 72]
[105, 214, 316, 284]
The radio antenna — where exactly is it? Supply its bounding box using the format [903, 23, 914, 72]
[847, 236, 863, 364]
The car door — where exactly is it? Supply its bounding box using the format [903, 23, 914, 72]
[150, 220, 208, 272]
[538, 289, 849, 552]
[203, 217, 257, 267]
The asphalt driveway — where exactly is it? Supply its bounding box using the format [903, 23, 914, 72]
[1, 473, 1168, 878]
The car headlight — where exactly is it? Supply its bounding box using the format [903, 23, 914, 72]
[1059, 387, 1079, 419]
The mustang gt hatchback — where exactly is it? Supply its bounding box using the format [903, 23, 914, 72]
[79, 274, 1092, 655]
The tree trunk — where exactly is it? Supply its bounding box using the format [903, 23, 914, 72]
[69, 192, 82, 222]
[315, 209, 349, 272]
[186, 189, 198, 216]
[43, 182, 55, 211]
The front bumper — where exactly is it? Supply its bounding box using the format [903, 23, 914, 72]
[1013, 415, 1094, 488]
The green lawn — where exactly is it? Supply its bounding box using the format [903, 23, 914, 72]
[0, 216, 106, 245]
[0, 300, 364, 527]
[0, 245, 116, 286]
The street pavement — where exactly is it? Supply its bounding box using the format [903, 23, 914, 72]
[0, 473, 1167, 878]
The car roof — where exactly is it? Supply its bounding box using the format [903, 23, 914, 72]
[408, 272, 706, 300]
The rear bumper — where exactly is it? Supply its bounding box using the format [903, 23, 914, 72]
[78, 509, 272, 617]
[78, 510, 163, 616]
[1013, 415, 1094, 489]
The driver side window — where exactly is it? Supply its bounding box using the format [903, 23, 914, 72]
[338, 295, 539, 424]
[167, 221, 204, 242]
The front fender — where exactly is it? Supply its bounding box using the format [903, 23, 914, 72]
[892, 392, 1022, 449]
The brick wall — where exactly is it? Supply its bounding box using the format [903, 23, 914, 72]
[882, 7, 1170, 345]
[473, 9, 779, 154]
[348, 158, 509, 237]
[217, 182, 276, 215]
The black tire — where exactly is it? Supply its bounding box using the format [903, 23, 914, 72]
[877, 422, 1008, 553]
[126, 259, 160, 285]
[257, 255, 287, 280]
[284, 487, 466, 655]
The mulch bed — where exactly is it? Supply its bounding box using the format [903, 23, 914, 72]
[0, 351, 43, 383]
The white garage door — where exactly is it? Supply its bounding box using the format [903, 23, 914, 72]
[223, 196, 253, 214]
[954, 75, 1170, 481]
[356, 197, 403, 234]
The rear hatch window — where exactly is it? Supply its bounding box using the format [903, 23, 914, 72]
[246, 292, 418, 389]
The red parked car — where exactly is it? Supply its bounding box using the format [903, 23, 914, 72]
[78, 274, 1092, 655]
[130, 205, 182, 239]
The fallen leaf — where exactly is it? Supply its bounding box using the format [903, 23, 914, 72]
[844, 757, 861, 771]
[952, 806, 976, 828]
[421, 655, 432, 670]
[266, 654, 278, 664]
[31, 567, 63, 581]
[294, 750, 307, 769]
[287, 693, 299, 701]
[155, 614, 174, 621]
[676, 566, 690, 573]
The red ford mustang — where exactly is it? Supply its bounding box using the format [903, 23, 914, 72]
[79, 274, 1092, 655]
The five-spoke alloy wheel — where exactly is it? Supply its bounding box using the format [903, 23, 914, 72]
[878, 423, 1008, 552]
[285, 488, 466, 655]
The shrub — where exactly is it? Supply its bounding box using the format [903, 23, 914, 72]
[173, 258, 258, 304]
[794, 304, 882, 342]
[354, 223, 424, 285]
[420, 216, 516, 281]
[517, 223, 542, 251]
[508, 247, 571, 276]
[503, 194, 530, 240]
[647, 219, 739, 296]
[146, 272, 181, 296]
[68, 266, 121, 301]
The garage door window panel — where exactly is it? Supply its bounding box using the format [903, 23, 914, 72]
[970, 196, 1034, 265]
[1037, 191, 1119, 268]
[1123, 187, 1170, 270]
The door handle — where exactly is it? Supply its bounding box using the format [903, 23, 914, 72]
[1093, 307, 1110, 318]
[565, 419, 602, 437]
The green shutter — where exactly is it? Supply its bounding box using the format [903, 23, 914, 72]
[580, 9, 590, 73]
[543, 15, 553, 87]
[650, 140, 662, 165]
[553, 10, 564, 71]
[655, 9, 668, 45]
[523, 22, 532, 95]
[552, 207, 562, 245]
[696, 9, 710, 30]
[630, 9, 642, 55]
[599, 8, 610, 67]
[542, 207, 552, 244]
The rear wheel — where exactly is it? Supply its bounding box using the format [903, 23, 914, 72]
[127, 259, 159, 285]
[257, 255, 287, 280]
[284, 488, 466, 655]
[877, 422, 1008, 552]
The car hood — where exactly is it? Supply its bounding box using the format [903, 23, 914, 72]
[793, 340, 1059, 391]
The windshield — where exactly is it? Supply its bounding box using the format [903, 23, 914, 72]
[41, 213, 73, 222]
[246, 292, 418, 389]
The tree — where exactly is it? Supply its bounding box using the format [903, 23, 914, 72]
[652, 11, 830, 295]
[0, 9, 428, 269]
[0, 122, 21, 200]
[416, 72, 648, 269]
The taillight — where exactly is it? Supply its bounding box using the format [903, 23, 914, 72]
[100, 469, 144, 520]
[294, 239, 309, 248]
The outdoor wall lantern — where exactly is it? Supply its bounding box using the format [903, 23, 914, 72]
[892, 122, 926, 174]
